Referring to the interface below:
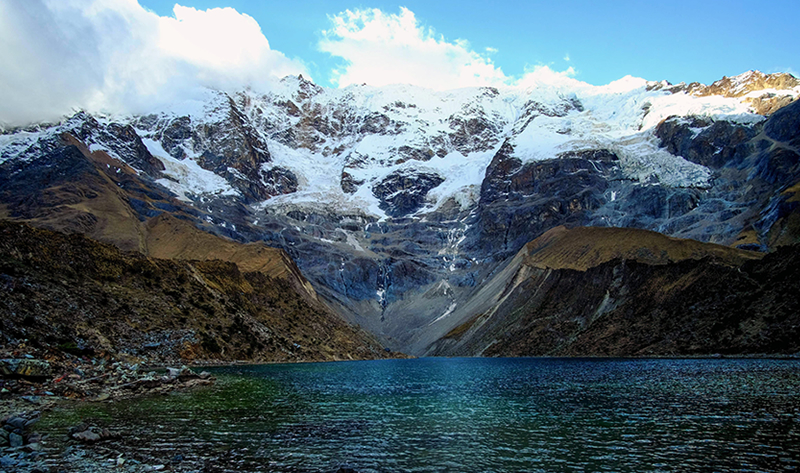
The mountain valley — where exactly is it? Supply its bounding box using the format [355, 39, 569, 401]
[1, 70, 799, 359]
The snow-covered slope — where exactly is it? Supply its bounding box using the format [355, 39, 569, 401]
[74, 71, 790, 222]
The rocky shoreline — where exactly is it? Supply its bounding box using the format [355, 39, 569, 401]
[1, 340, 217, 472]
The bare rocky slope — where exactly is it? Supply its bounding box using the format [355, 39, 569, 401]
[427, 226, 800, 357]
[1, 70, 799, 356]
[0, 220, 389, 363]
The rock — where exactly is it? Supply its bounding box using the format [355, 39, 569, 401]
[765, 99, 800, 147]
[165, 367, 181, 379]
[70, 425, 117, 443]
[181, 378, 214, 389]
[0, 455, 16, 468]
[134, 378, 162, 389]
[72, 428, 101, 443]
[656, 116, 756, 168]
[0, 359, 51, 378]
[372, 170, 445, 217]
[9, 432, 23, 447]
[6, 417, 26, 430]
[340, 171, 365, 194]
[0, 359, 19, 376]
[23, 441, 42, 452]
[473, 141, 617, 257]
[21, 396, 41, 404]
[262, 166, 299, 196]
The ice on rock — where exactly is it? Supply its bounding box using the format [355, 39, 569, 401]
[2, 71, 796, 218]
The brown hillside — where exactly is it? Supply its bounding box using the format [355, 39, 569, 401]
[0, 220, 389, 363]
[429, 226, 798, 357]
[144, 214, 318, 299]
[523, 226, 762, 271]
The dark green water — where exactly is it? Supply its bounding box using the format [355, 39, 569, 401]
[41, 358, 800, 472]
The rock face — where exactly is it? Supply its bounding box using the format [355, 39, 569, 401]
[1, 70, 799, 355]
[372, 170, 445, 217]
[470, 141, 621, 257]
[654, 70, 800, 115]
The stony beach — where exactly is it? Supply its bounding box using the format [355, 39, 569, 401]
[1, 340, 217, 472]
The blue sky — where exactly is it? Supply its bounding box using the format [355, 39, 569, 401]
[138, 0, 799, 87]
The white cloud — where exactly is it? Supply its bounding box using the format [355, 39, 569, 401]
[768, 66, 798, 78]
[318, 7, 509, 90]
[563, 53, 571, 62]
[515, 65, 582, 90]
[0, 0, 307, 127]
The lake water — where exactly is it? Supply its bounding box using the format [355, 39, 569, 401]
[42, 357, 800, 472]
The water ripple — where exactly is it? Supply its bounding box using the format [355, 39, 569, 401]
[38, 358, 800, 473]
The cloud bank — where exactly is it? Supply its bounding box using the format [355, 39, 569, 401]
[0, 0, 307, 127]
[318, 7, 581, 92]
[0, 2, 580, 127]
[318, 7, 508, 90]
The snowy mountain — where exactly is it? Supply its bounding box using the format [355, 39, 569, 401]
[1, 70, 799, 354]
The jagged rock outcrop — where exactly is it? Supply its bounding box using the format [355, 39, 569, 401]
[685, 71, 800, 99]
[765, 98, 800, 147]
[655, 116, 757, 168]
[372, 170, 445, 217]
[653, 70, 800, 115]
[470, 140, 621, 257]
[135, 94, 299, 203]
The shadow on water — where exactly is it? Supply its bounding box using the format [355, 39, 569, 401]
[37, 357, 800, 472]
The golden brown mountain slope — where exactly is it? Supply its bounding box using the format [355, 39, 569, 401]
[144, 214, 319, 300]
[0, 131, 390, 361]
[0, 131, 318, 301]
[523, 225, 762, 271]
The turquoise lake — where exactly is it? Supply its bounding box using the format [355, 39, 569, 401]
[43, 357, 800, 472]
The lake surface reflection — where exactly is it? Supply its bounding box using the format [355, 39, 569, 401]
[45, 358, 800, 472]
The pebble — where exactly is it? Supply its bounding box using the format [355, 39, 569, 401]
[21, 395, 41, 404]
[9, 432, 23, 447]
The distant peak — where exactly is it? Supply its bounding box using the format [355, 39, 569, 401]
[655, 70, 800, 99]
